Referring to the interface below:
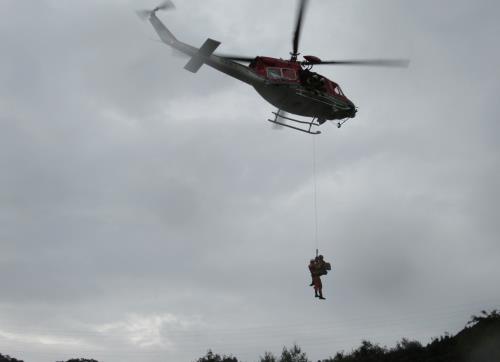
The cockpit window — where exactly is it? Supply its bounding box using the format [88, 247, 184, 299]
[334, 86, 344, 96]
[267, 67, 282, 80]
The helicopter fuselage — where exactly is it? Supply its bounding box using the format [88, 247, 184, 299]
[143, 0, 407, 132]
[250, 57, 356, 121]
[147, 13, 356, 123]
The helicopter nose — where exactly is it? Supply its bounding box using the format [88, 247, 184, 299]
[347, 102, 357, 117]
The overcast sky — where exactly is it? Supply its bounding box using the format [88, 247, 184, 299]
[1, 0, 500, 361]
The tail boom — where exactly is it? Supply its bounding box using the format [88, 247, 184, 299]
[147, 13, 264, 86]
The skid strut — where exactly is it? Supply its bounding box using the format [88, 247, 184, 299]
[337, 118, 349, 128]
[267, 111, 321, 135]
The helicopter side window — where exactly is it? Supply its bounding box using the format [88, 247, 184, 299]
[267, 67, 282, 80]
[282, 68, 297, 80]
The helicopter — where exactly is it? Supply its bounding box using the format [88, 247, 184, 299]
[137, 0, 408, 134]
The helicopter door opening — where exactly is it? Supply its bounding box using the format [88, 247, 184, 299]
[282, 68, 297, 80]
[266, 67, 298, 81]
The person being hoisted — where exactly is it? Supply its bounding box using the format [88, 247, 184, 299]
[308, 254, 331, 300]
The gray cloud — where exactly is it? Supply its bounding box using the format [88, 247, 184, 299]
[1, 1, 500, 362]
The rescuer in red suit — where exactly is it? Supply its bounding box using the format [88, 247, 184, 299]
[308, 257, 326, 300]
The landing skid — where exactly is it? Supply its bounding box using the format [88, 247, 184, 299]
[267, 111, 321, 135]
[337, 118, 349, 128]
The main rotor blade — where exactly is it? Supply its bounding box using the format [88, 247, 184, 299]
[217, 55, 255, 62]
[302, 59, 410, 67]
[291, 0, 309, 60]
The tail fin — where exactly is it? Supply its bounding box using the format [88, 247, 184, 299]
[148, 13, 178, 46]
[184, 38, 221, 73]
[136, 1, 178, 46]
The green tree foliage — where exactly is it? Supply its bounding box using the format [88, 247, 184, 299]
[7, 310, 499, 362]
[259, 345, 309, 362]
[280, 344, 309, 362]
[0, 353, 24, 362]
[458, 309, 500, 362]
[323, 340, 387, 362]
[467, 309, 500, 326]
[195, 350, 238, 362]
[259, 351, 277, 362]
[350, 340, 386, 361]
[391, 338, 424, 361]
[320, 311, 500, 362]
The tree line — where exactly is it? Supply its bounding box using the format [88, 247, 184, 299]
[2, 310, 499, 362]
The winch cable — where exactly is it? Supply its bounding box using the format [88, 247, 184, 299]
[312, 136, 319, 257]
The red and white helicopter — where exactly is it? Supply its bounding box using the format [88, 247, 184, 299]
[138, 0, 408, 134]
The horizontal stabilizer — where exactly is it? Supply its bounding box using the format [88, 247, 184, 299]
[184, 38, 221, 73]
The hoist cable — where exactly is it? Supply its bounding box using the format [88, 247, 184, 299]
[312, 136, 319, 254]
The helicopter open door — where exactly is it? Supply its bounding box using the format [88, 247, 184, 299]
[251, 57, 301, 83]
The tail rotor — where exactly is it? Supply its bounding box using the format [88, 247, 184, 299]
[136, 0, 175, 21]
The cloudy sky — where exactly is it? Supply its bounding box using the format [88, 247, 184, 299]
[1, 0, 499, 361]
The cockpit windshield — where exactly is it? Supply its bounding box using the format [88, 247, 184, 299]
[333, 85, 344, 96]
